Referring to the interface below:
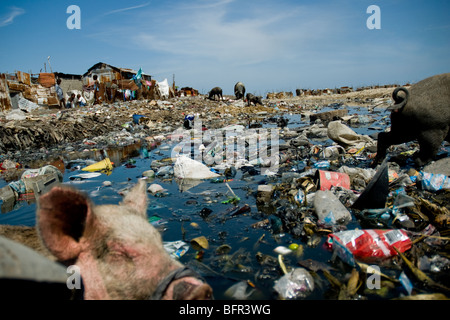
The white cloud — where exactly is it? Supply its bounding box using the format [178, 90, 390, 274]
[87, 0, 446, 93]
[102, 2, 151, 16]
[132, 2, 324, 66]
[127, 1, 359, 92]
[0, 6, 25, 27]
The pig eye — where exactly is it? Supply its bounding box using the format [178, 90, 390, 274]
[105, 242, 137, 261]
[108, 249, 135, 262]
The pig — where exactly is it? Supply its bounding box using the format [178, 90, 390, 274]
[33, 180, 213, 300]
[373, 73, 450, 167]
[246, 93, 263, 106]
[234, 82, 246, 100]
[207, 87, 223, 101]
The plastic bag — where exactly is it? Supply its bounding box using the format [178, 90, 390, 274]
[173, 155, 220, 180]
[419, 172, 450, 191]
[21, 165, 63, 182]
[163, 240, 189, 259]
[224, 281, 256, 300]
[273, 268, 315, 299]
[327, 229, 411, 263]
[327, 120, 376, 150]
[157, 79, 170, 98]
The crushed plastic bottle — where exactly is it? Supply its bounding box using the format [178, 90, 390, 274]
[314, 190, 352, 226]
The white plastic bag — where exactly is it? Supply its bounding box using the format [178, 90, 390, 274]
[273, 268, 315, 299]
[163, 241, 189, 259]
[157, 79, 170, 99]
[327, 120, 375, 150]
[174, 155, 220, 180]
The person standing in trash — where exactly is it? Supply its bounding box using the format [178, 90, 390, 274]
[93, 75, 101, 105]
[110, 82, 118, 103]
[55, 78, 65, 108]
[184, 114, 195, 129]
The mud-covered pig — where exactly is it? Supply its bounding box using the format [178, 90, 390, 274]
[36, 180, 213, 300]
[374, 73, 450, 167]
[234, 82, 246, 100]
[246, 93, 263, 106]
[207, 87, 223, 101]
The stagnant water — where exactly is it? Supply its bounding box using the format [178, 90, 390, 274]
[1, 105, 435, 300]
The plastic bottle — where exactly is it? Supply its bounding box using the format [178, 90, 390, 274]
[314, 190, 352, 225]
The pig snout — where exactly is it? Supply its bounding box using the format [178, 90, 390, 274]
[36, 180, 213, 300]
[156, 269, 213, 300]
[169, 281, 213, 300]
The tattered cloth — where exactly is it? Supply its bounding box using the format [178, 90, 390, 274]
[116, 79, 139, 91]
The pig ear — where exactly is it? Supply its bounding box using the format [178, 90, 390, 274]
[121, 180, 148, 217]
[37, 185, 92, 262]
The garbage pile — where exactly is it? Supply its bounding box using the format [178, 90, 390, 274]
[0, 97, 283, 165]
[140, 100, 449, 300]
[246, 117, 450, 300]
[0, 91, 449, 300]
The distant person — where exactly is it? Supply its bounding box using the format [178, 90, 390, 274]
[76, 94, 86, 107]
[66, 93, 76, 108]
[93, 74, 100, 104]
[55, 78, 65, 108]
[110, 82, 118, 103]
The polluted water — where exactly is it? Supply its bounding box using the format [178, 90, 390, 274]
[0, 99, 450, 301]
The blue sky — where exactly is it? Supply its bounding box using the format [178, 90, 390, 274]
[0, 0, 449, 95]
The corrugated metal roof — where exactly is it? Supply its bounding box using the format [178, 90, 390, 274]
[83, 62, 150, 77]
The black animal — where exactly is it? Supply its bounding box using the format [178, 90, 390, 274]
[246, 93, 263, 106]
[234, 82, 246, 100]
[208, 87, 223, 101]
[373, 73, 450, 167]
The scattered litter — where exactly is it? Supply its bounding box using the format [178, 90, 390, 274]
[1, 87, 449, 301]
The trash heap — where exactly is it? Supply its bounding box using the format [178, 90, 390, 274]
[0, 92, 449, 300]
[142, 104, 449, 300]
[0, 97, 283, 165]
[252, 121, 449, 300]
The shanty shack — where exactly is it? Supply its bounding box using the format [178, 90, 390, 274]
[82, 62, 153, 103]
[0, 71, 60, 112]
